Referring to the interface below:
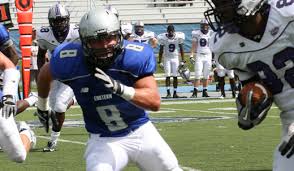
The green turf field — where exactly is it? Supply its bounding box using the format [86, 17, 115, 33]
[3, 98, 280, 171]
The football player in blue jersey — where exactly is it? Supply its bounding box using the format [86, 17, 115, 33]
[36, 7, 182, 171]
[0, 24, 18, 65]
[36, 4, 79, 152]
[0, 47, 36, 163]
[0, 24, 38, 114]
[205, 0, 294, 170]
[0, 24, 37, 162]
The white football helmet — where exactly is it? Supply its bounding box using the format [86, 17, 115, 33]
[48, 3, 70, 41]
[105, 5, 118, 17]
[178, 64, 190, 81]
[204, 0, 268, 32]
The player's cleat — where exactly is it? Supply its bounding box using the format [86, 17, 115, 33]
[219, 94, 225, 99]
[173, 93, 180, 98]
[202, 90, 210, 97]
[165, 93, 171, 98]
[232, 91, 236, 98]
[43, 141, 57, 152]
[190, 91, 197, 98]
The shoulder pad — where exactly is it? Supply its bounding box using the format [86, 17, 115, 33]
[145, 31, 155, 38]
[175, 32, 185, 40]
[270, 0, 294, 19]
[69, 24, 80, 40]
[119, 41, 156, 77]
[36, 26, 52, 40]
[157, 33, 166, 44]
[191, 30, 200, 41]
[50, 42, 88, 81]
[121, 23, 133, 35]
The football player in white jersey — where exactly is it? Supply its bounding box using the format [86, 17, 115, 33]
[36, 3, 79, 152]
[190, 19, 214, 98]
[121, 21, 133, 40]
[130, 21, 158, 48]
[104, 5, 133, 40]
[204, 0, 294, 170]
[158, 25, 185, 98]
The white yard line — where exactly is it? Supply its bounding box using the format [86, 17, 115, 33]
[37, 135, 86, 145]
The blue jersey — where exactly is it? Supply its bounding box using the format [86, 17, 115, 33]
[50, 40, 156, 137]
[0, 24, 12, 51]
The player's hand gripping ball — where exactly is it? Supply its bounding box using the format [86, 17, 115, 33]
[239, 82, 272, 106]
[236, 82, 273, 130]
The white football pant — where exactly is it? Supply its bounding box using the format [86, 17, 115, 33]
[49, 80, 75, 113]
[0, 112, 26, 162]
[164, 57, 179, 77]
[84, 121, 182, 171]
[194, 52, 212, 79]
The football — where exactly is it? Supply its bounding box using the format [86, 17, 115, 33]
[239, 82, 272, 106]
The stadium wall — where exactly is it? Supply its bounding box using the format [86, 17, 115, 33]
[9, 23, 201, 55]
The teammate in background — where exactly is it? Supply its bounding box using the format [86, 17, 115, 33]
[190, 19, 214, 98]
[130, 21, 158, 48]
[204, 0, 294, 170]
[121, 21, 133, 40]
[30, 28, 38, 88]
[215, 62, 236, 98]
[37, 8, 182, 171]
[157, 24, 185, 98]
[36, 3, 79, 152]
[104, 5, 133, 40]
[0, 24, 38, 113]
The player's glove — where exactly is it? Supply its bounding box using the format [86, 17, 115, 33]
[212, 60, 217, 69]
[279, 123, 294, 158]
[0, 95, 16, 118]
[95, 68, 135, 100]
[236, 90, 272, 130]
[158, 62, 164, 69]
[189, 55, 195, 64]
[180, 60, 186, 66]
[35, 109, 50, 133]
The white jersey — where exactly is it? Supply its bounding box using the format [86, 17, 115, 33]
[30, 40, 38, 70]
[192, 30, 214, 54]
[121, 22, 133, 37]
[210, 1, 294, 115]
[157, 32, 185, 58]
[130, 31, 156, 44]
[36, 24, 78, 113]
[36, 24, 79, 58]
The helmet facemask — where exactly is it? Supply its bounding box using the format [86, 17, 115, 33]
[81, 31, 123, 72]
[49, 16, 70, 42]
[204, 0, 267, 33]
[48, 4, 70, 43]
[135, 26, 144, 36]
